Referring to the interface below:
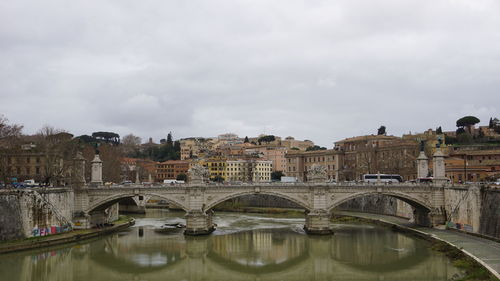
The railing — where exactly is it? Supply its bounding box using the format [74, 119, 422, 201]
[85, 181, 470, 189]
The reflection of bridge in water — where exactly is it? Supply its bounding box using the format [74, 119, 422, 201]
[9, 225, 461, 281]
[74, 182, 448, 234]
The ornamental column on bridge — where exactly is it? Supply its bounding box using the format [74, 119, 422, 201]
[304, 164, 334, 235]
[432, 145, 448, 184]
[416, 141, 429, 178]
[90, 154, 103, 186]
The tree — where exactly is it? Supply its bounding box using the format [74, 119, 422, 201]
[211, 175, 224, 183]
[176, 173, 187, 182]
[457, 132, 473, 144]
[166, 132, 173, 148]
[75, 135, 95, 144]
[244, 136, 249, 143]
[122, 134, 142, 157]
[35, 126, 78, 186]
[258, 135, 276, 144]
[377, 126, 386, 135]
[271, 171, 284, 181]
[436, 126, 443, 134]
[456, 116, 480, 135]
[0, 115, 24, 185]
[0, 115, 23, 141]
[122, 134, 141, 146]
[306, 145, 327, 151]
[290, 147, 300, 150]
[489, 117, 494, 128]
[92, 132, 120, 145]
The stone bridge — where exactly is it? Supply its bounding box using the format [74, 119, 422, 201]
[73, 182, 447, 235]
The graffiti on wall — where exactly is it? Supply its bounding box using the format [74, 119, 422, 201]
[31, 224, 71, 237]
[446, 221, 473, 232]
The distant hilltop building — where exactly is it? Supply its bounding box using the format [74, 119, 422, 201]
[217, 133, 243, 146]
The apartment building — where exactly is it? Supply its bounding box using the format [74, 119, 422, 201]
[285, 149, 339, 182]
[334, 135, 419, 181]
[225, 159, 272, 182]
[156, 160, 190, 182]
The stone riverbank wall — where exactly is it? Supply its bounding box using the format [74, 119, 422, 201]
[0, 188, 121, 241]
[444, 186, 499, 239]
[0, 188, 74, 240]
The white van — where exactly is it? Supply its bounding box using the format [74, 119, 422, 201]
[163, 180, 185, 184]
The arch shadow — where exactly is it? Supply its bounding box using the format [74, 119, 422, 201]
[327, 191, 433, 226]
[86, 193, 189, 214]
[204, 191, 310, 213]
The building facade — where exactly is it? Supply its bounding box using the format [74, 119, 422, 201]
[285, 149, 339, 182]
[334, 135, 419, 181]
[225, 159, 272, 182]
[180, 138, 214, 160]
[156, 160, 190, 182]
[445, 145, 500, 183]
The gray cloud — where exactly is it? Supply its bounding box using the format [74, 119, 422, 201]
[1, 0, 499, 146]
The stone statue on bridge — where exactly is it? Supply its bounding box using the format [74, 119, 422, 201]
[307, 164, 327, 183]
[188, 164, 209, 184]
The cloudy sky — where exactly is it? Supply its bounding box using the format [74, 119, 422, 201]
[1, 0, 499, 146]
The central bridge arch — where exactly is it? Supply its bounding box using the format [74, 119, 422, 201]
[204, 190, 311, 212]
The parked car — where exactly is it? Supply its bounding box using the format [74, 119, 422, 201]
[24, 179, 39, 187]
[12, 182, 28, 188]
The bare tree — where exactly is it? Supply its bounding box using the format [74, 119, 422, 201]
[35, 126, 78, 186]
[122, 133, 142, 156]
[0, 116, 24, 186]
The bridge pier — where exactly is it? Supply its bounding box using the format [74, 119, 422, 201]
[304, 210, 334, 235]
[184, 210, 216, 236]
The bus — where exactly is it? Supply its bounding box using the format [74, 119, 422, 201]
[362, 174, 403, 183]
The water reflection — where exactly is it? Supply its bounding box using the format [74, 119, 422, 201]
[0, 211, 462, 281]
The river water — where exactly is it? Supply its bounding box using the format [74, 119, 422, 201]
[0, 209, 463, 281]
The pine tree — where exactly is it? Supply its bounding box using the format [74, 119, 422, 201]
[166, 132, 173, 148]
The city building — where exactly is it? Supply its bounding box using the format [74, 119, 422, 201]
[225, 159, 272, 182]
[245, 145, 287, 172]
[334, 135, 419, 181]
[285, 149, 339, 182]
[281, 137, 314, 151]
[216, 133, 243, 147]
[445, 145, 500, 183]
[402, 129, 448, 156]
[121, 157, 157, 182]
[156, 160, 190, 182]
[180, 137, 214, 160]
[205, 157, 227, 181]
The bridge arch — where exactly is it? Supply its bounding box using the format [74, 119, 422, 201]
[327, 191, 432, 213]
[204, 190, 310, 212]
[327, 190, 433, 226]
[86, 192, 189, 214]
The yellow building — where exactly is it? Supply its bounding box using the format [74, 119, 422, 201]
[225, 160, 272, 182]
[205, 157, 227, 181]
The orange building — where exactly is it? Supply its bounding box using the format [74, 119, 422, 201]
[156, 160, 190, 182]
[445, 146, 500, 183]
